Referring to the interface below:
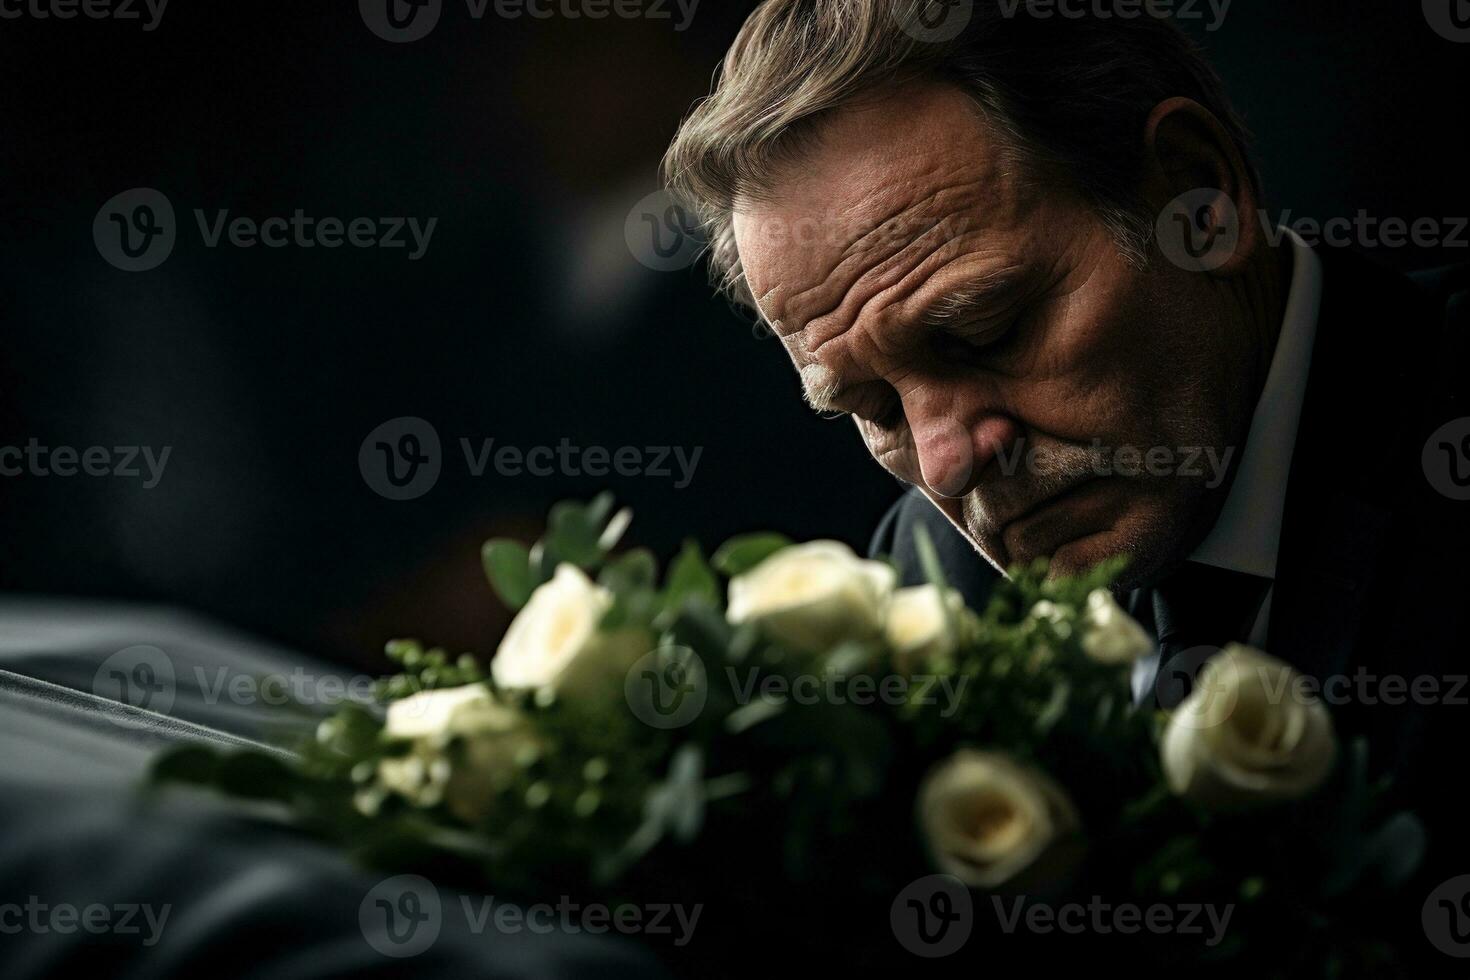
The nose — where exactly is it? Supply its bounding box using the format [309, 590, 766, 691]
[910, 408, 1021, 499]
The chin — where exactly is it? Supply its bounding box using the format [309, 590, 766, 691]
[1044, 530, 1135, 580]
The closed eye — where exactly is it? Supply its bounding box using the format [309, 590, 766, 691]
[931, 309, 1027, 362]
[814, 384, 904, 428]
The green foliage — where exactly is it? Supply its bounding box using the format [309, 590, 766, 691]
[482, 539, 534, 610]
[148, 496, 1422, 975]
[710, 532, 791, 577]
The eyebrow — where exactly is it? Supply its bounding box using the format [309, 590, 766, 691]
[914, 267, 1023, 330]
[798, 266, 1024, 414]
[800, 364, 844, 414]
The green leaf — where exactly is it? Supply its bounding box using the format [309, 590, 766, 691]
[482, 539, 534, 609]
[711, 533, 792, 577]
[599, 547, 658, 594]
[545, 500, 605, 567]
[913, 524, 949, 591]
[1364, 812, 1427, 888]
[663, 539, 719, 610]
[584, 491, 616, 529]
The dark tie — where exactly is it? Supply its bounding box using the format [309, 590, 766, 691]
[1130, 562, 1273, 709]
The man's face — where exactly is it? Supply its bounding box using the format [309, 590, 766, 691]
[733, 84, 1251, 587]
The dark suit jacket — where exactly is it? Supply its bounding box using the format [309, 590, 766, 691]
[871, 246, 1470, 915]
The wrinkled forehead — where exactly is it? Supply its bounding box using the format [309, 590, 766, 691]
[730, 86, 1025, 357]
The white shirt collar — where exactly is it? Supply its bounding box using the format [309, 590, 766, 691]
[1186, 228, 1323, 581]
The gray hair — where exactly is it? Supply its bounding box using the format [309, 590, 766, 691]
[662, 0, 1258, 308]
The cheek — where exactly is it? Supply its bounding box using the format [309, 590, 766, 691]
[856, 419, 917, 479]
[1018, 262, 1162, 439]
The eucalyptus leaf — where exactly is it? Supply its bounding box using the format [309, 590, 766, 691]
[711, 533, 792, 577]
[662, 540, 720, 614]
[546, 500, 605, 567]
[482, 538, 534, 610]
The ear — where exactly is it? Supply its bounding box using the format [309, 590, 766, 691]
[1142, 97, 1262, 277]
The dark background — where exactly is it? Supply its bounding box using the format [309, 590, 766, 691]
[1, 1, 1466, 668]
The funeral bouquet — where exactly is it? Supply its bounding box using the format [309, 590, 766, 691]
[154, 495, 1424, 976]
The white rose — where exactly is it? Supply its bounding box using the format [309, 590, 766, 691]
[884, 584, 976, 672]
[492, 564, 617, 693]
[726, 541, 896, 653]
[1079, 589, 1154, 665]
[1162, 644, 1337, 809]
[917, 750, 1080, 890]
[385, 683, 510, 740]
[372, 684, 535, 823]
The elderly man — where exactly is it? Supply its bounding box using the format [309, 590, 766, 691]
[664, 0, 1467, 876]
